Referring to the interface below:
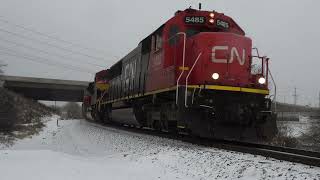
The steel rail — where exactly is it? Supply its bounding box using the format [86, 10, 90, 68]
[86, 120, 320, 167]
[198, 139, 320, 167]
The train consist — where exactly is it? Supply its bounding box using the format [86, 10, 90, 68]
[82, 8, 278, 140]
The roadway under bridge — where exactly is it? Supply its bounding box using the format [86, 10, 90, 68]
[0, 75, 89, 102]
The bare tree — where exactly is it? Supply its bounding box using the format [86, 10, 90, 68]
[300, 124, 320, 151]
[0, 63, 7, 74]
[62, 102, 82, 119]
[0, 63, 6, 87]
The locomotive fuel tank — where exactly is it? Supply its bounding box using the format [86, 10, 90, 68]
[111, 108, 140, 126]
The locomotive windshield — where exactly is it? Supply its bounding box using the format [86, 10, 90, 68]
[186, 26, 228, 37]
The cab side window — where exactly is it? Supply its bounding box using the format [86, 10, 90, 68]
[186, 28, 200, 37]
[151, 25, 164, 52]
[155, 34, 162, 51]
[169, 25, 179, 46]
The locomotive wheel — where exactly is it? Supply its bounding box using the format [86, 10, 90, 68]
[256, 113, 278, 140]
[99, 105, 112, 124]
[82, 104, 89, 120]
[160, 108, 169, 132]
[91, 107, 98, 122]
[91, 105, 107, 124]
[153, 120, 162, 132]
[133, 104, 147, 127]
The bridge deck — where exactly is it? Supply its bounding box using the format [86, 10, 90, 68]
[0, 75, 89, 102]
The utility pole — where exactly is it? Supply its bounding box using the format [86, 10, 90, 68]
[293, 87, 298, 105]
[318, 91, 320, 108]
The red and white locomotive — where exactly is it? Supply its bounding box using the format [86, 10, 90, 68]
[83, 8, 277, 140]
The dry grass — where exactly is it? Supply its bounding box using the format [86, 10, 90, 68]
[299, 124, 320, 151]
[0, 88, 54, 146]
[270, 125, 299, 148]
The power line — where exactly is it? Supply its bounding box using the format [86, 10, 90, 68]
[0, 27, 109, 63]
[0, 51, 94, 75]
[0, 57, 89, 79]
[0, 16, 114, 56]
[0, 46, 96, 73]
[0, 46, 95, 74]
[0, 60, 43, 77]
[0, 37, 105, 68]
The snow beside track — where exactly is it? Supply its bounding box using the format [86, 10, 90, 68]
[1, 116, 320, 180]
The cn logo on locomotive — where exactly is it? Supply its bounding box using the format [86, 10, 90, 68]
[211, 46, 246, 65]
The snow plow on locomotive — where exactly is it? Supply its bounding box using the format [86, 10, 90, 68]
[82, 8, 278, 140]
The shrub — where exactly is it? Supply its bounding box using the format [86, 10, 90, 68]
[62, 102, 82, 119]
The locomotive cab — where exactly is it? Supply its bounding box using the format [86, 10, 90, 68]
[165, 8, 268, 89]
[95, 70, 110, 92]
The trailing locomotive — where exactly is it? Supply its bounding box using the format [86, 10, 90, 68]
[82, 8, 278, 140]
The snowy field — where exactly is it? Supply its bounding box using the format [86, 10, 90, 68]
[0, 116, 320, 180]
[277, 115, 320, 137]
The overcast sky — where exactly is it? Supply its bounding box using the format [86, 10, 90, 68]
[0, 0, 319, 106]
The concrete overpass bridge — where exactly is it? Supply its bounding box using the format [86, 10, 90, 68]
[0, 75, 89, 102]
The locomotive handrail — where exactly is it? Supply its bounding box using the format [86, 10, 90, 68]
[252, 47, 260, 57]
[163, 32, 188, 106]
[174, 32, 187, 105]
[185, 52, 202, 108]
[268, 68, 277, 112]
[253, 47, 276, 112]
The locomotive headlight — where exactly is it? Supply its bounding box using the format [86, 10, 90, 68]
[209, 13, 215, 18]
[209, 19, 215, 24]
[258, 77, 266, 84]
[212, 73, 219, 80]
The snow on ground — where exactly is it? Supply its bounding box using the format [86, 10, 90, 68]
[277, 115, 320, 137]
[1, 116, 320, 180]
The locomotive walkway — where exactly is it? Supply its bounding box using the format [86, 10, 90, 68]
[0, 75, 89, 102]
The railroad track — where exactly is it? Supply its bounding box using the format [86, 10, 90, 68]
[198, 140, 320, 167]
[85, 120, 320, 167]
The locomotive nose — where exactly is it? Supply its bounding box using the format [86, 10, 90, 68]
[189, 32, 252, 87]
